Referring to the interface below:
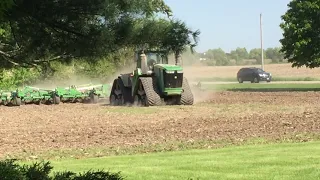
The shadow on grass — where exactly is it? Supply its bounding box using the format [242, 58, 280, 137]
[226, 88, 320, 92]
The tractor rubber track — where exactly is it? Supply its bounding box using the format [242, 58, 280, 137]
[117, 78, 132, 105]
[140, 77, 162, 106]
[180, 77, 194, 105]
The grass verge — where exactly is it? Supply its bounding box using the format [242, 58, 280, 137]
[196, 76, 320, 82]
[25, 141, 320, 180]
[201, 83, 320, 92]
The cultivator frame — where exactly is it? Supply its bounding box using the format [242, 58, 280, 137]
[0, 83, 111, 106]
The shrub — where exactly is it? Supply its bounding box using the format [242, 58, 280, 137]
[0, 159, 124, 180]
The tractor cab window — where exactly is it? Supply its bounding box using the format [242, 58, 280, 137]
[146, 53, 167, 64]
[146, 53, 167, 70]
[146, 53, 159, 69]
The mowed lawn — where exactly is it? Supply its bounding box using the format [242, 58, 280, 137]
[49, 141, 320, 180]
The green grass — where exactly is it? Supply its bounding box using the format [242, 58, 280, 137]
[196, 76, 320, 82]
[202, 83, 320, 92]
[39, 141, 320, 180]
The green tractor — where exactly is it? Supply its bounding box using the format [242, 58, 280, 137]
[109, 50, 193, 106]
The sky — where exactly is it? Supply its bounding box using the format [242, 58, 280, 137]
[164, 0, 291, 53]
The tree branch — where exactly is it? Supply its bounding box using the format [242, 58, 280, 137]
[32, 54, 72, 63]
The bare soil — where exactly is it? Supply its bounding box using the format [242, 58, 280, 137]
[0, 91, 319, 159]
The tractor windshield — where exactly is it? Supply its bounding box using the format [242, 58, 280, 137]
[146, 52, 168, 69]
[146, 53, 167, 63]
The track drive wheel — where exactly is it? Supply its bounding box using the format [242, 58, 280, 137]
[136, 77, 162, 107]
[109, 77, 133, 106]
[110, 94, 118, 105]
[179, 77, 194, 105]
[133, 94, 142, 106]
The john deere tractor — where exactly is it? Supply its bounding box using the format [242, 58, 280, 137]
[109, 49, 193, 106]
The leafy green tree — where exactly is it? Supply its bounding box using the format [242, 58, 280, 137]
[206, 48, 229, 66]
[279, 0, 320, 68]
[265, 47, 284, 63]
[235, 47, 249, 60]
[229, 47, 249, 64]
[0, 0, 13, 20]
[229, 50, 239, 61]
[249, 48, 266, 64]
[0, 0, 199, 68]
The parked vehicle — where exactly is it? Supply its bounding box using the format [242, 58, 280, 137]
[236, 67, 272, 83]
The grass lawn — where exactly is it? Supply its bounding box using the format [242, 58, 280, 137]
[46, 141, 320, 180]
[202, 83, 320, 92]
[196, 76, 320, 82]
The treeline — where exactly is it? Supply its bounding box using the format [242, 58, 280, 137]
[199, 47, 285, 66]
[0, 0, 200, 89]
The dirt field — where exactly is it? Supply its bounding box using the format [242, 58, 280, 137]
[0, 91, 319, 159]
[184, 64, 320, 80]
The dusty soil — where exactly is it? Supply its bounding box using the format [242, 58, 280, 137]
[0, 91, 319, 159]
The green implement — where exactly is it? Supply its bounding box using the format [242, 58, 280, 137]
[16, 86, 53, 105]
[52, 84, 111, 104]
[0, 90, 13, 106]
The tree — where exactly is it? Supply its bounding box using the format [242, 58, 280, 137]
[229, 47, 249, 64]
[235, 47, 249, 60]
[279, 0, 320, 68]
[265, 47, 284, 63]
[0, 0, 13, 20]
[0, 0, 199, 68]
[249, 48, 266, 64]
[206, 48, 229, 66]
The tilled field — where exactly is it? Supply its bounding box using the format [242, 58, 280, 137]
[0, 91, 320, 159]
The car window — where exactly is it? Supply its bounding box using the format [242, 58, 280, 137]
[255, 68, 265, 73]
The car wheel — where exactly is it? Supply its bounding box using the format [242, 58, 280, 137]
[238, 77, 243, 83]
[253, 77, 259, 83]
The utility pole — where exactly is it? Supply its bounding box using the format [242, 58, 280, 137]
[260, 13, 264, 70]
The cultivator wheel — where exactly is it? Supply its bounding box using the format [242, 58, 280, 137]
[134, 77, 162, 107]
[179, 77, 194, 105]
[14, 97, 22, 106]
[90, 94, 98, 104]
[53, 95, 60, 104]
[35, 100, 42, 105]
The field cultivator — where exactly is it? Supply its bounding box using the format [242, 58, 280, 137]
[0, 83, 111, 106]
[0, 91, 14, 106]
[15, 86, 54, 105]
[51, 83, 111, 104]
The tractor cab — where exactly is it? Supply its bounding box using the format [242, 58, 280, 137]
[135, 50, 168, 74]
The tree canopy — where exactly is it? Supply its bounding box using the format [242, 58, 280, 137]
[0, 0, 200, 68]
[280, 0, 320, 68]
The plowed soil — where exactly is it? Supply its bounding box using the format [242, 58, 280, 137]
[0, 91, 320, 159]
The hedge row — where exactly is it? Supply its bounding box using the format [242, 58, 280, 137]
[0, 159, 124, 180]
